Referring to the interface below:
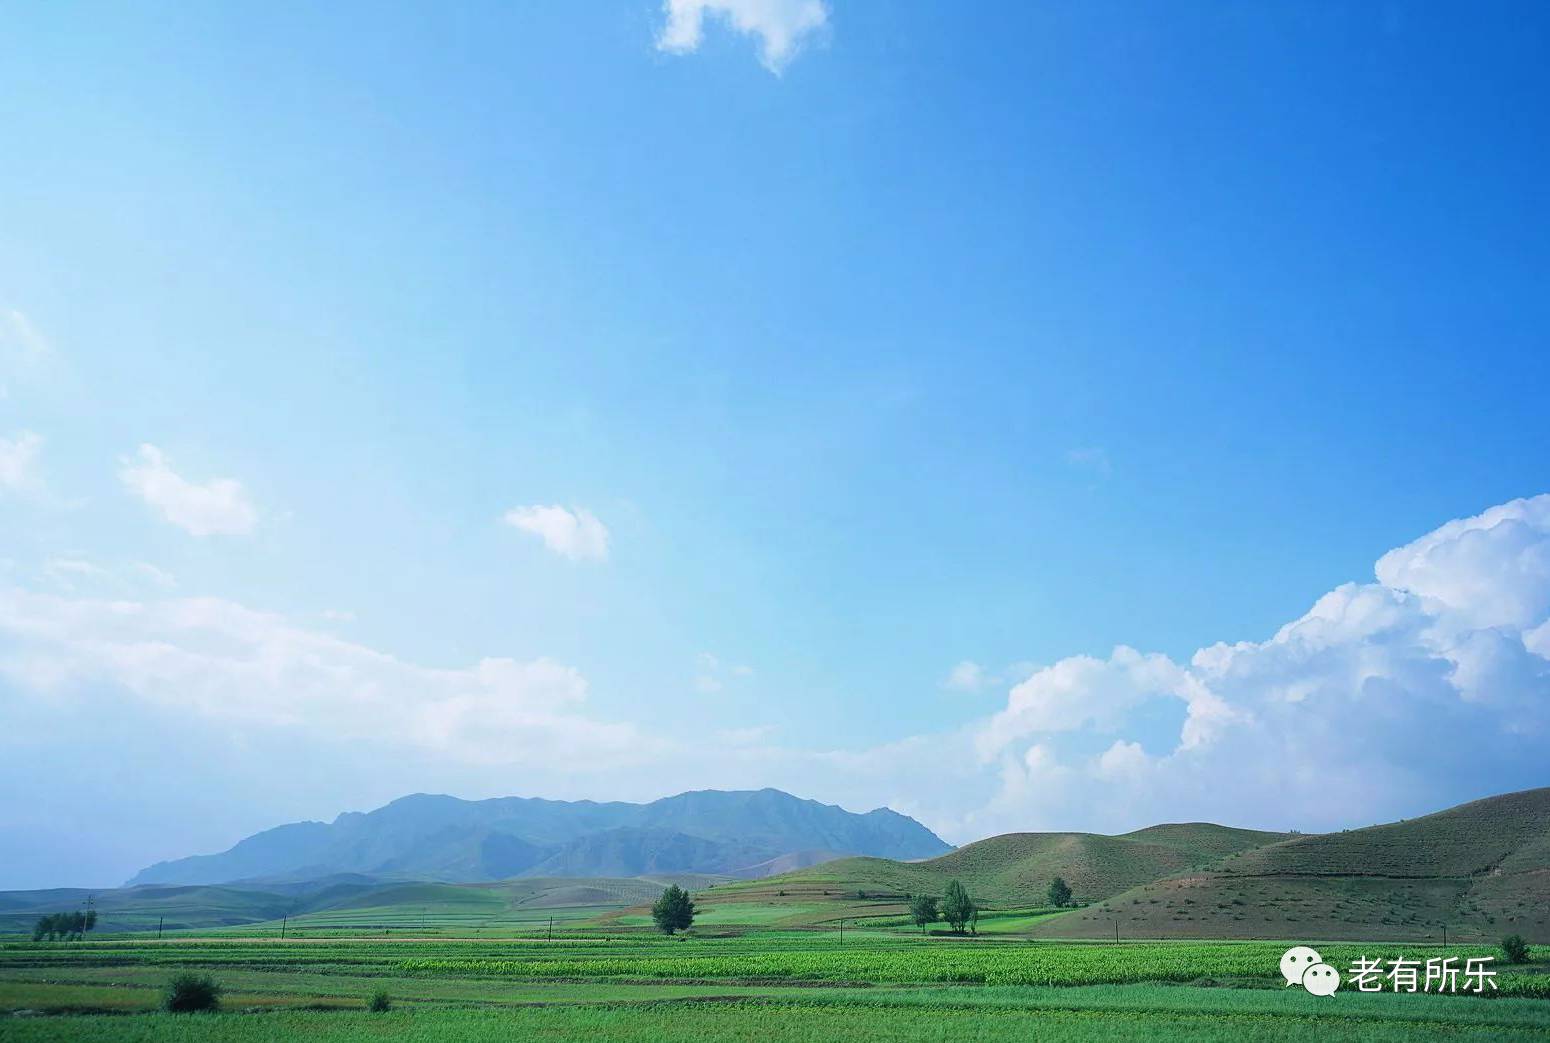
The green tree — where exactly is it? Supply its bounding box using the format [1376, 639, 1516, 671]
[651, 884, 696, 935]
[942, 879, 977, 934]
[908, 893, 939, 934]
[1047, 876, 1072, 908]
[1502, 934, 1530, 964]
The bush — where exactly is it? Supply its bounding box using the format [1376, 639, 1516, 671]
[1502, 935, 1530, 964]
[367, 987, 392, 1012]
[163, 973, 222, 1013]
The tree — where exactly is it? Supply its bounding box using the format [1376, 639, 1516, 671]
[942, 879, 977, 934]
[908, 894, 939, 934]
[1502, 935, 1530, 964]
[1047, 876, 1072, 908]
[31, 911, 94, 943]
[651, 884, 696, 935]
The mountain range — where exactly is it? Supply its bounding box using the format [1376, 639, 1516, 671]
[127, 788, 953, 886]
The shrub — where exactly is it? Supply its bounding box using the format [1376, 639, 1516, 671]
[367, 987, 392, 1012]
[1502, 935, 1530, 964]
[163, 973, 222, 1013]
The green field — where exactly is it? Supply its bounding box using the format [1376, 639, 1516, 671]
[3, 927, 1548, 1041]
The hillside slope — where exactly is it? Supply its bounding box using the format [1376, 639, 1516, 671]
[782, 823, 1291, 907]
[128, 788, 951, 886]
[1035, 787, 1550, 942]
[669, 822, 1291, 929]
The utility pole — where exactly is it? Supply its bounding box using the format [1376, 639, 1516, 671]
[548, 916, 553, 942]
[1114, 921, 1119, 944]
[157, 917, 163, 941]
[281, 915, 287, 940]
[839, 918, 844, 944]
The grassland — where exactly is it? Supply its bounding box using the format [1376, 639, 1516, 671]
[1035, 788, 1550, 941]
[2, 930, 1548, 1041]
[5, 788, 1548, 1038]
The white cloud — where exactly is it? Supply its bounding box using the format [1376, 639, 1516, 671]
[657, 0, 829, 74]
[40, 559, 177, 594]
[0, 310, 55, 400]
[0, 588, 653, 767]
[693, 651, 754, 694]
[503, 504, 610, 562]
[119, 444, 257, 536]
[968, 493, 1550, 835]
[0, 431, 44, 496]
[943, 659, 987, 692]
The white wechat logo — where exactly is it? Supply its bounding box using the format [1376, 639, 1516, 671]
[1281, 945, 1340, 995]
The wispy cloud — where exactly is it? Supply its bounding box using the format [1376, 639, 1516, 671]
[1064, 446, 1112, 479]
[657, 0, 829, 74]
[0, 588, 654, 767]
[503, 504, 610, 562]
[119, 444, 258, 537]
[41, 557, 176, 593]
[942, 659, 987, 693]
[0, 309, 55, 400]
[693, 651, 754, 694]
[0, 431, 44, 496]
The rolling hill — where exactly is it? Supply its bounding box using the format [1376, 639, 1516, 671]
[776, 822, 1291, 906]
[672, 822, 1292, 928]
[1033, 787, 1550, 942]
[0, 873, 728, 934]
[127, 788, 952, 886]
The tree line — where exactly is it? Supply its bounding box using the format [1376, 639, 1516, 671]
[909, 876, 1076, 935]
[33, 909, 97, 942]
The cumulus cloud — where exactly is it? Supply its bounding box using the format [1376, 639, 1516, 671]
[657, 0, 829, 73]
[969, 494, 1550, 836]
[503, 504, 610, 562]
[0, 588, 652, 766]
[119, 445, 257, 536]
[0, 431, 44, 496]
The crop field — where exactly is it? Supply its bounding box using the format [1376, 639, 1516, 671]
[2, 927, 1548, 1041]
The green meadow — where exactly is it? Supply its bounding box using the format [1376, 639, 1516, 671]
[3, 927, 1548, 1041]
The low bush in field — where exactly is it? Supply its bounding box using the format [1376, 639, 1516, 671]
[1501, 935, 1530, 963]
[368, 987, 393, 1012]
[163, 972, 222, 1012]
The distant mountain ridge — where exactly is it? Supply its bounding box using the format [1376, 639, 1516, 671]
[127, 788, 953, 887]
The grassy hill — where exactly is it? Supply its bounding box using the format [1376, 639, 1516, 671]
[782, 823, 1289, 906]
[1034, 787, 1550, 943]
[0, 873, 729, 935]
[665, 823, 1290, 928]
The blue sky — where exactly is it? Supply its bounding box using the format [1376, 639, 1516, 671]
[2, 1, 1548, 889]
